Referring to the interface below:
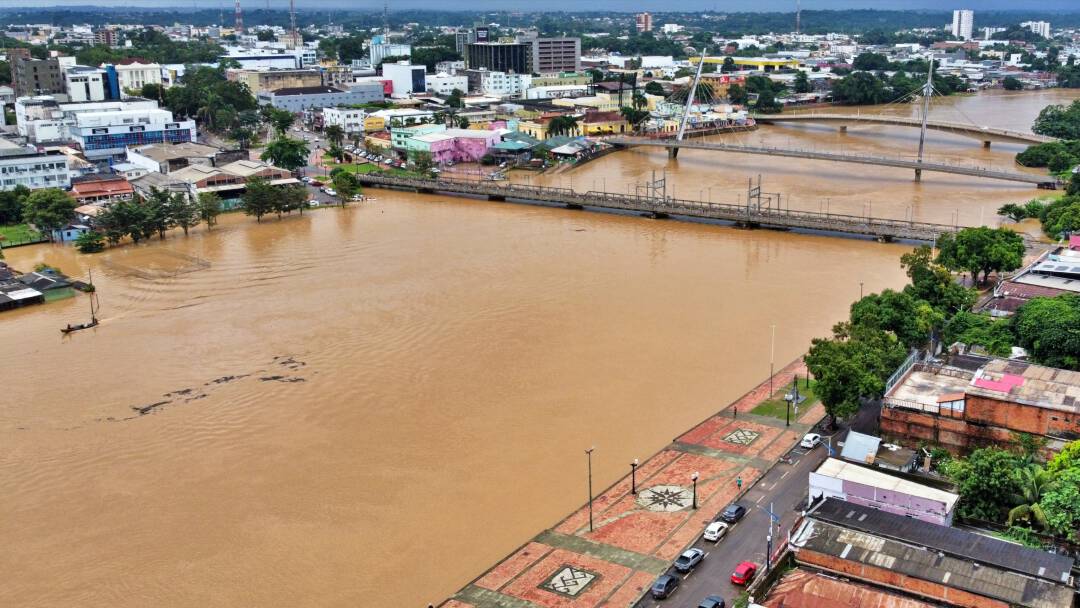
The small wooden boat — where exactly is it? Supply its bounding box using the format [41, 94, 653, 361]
[61, 269, 98, 334]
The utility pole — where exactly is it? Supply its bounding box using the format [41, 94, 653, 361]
[585, 447, 595, 532]
[915, 59, 935, 182]
[672, 47, 708, 159]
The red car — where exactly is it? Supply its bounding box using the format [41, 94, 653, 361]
[731, 561, 757, 585]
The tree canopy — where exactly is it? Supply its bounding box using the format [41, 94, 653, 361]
[1012, 294, 1080, 370]
[934, 227, 1025, 285]
[1033, 100, 1080, 140]
[22, 188, 76, 238]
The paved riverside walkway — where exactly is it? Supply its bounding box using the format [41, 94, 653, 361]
[441, 358, 824, 608]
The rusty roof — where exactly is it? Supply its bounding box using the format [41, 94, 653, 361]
[762, 568, 935, 608]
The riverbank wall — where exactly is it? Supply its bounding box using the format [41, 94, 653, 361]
[440, 356, 825, 608]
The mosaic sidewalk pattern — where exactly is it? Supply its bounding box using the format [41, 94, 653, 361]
[445, 359, 815, 608]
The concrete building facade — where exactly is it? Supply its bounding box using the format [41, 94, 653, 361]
[0, 140, 70, 191]
[382, 63, 427, 98]
[466, 43, 528, 74]
[12, 57, 64, 97]
[256, 83, 383, 112]
[227, 68, 322, 94]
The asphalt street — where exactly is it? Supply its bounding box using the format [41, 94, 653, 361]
[634, 438, 832, 608]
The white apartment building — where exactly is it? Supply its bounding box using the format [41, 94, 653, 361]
[1021, 21, 1052, 39]
[112, 61, 163, 93]
[322, 107, 368, 134]
[435, 60, 465, 75]
[382, 62, 427, 98]
[952, 9, 974, 41]
[0, 139, 70, 191]
[69, 108, 196, 161]
[15, 96, 159, 144]
[64, 66, 107, 103]
[425, 72, 468, 96]
[478, 70, 531, 98]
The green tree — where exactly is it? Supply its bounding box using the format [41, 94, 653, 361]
[1040, 194, 1080, 237]
[1003, 76, 1024, 91]
[1039, 467, 1080, 540]
[804, 324, 907, 429]
[727, 84, 748, 105]
[644, 81, 665, 96]
[1047, 440, 1080, 474]
[1012, 294, 1080, 370]
[96, 199, 151, 244]
[720, 57, 736, 73]
[457, 116, 471, 129]
[852, 52, 891, 71]
[445, 88, 465, 108]
[547, 115, 579, 137]
[997, 203, 1028, 222]
[945, 447, 1022, 521]
[22, 188, 76, 240]
[169, 193, 200, 236]
[753, 90, 782, 114]
[410, 150, 434, 176]
[0, 185, 30, 224]
[899, 245, 976, 313]
[74, 230, 105, 253]
[849, 289, 935, 349]
[1032, 100, 1080, 140]
[268, 108, 295, 135]
[620, 106, 650, 133]
[941, 311, 1014, 356]
[197, 192, 222, 228]
[325, 124, 345, 147]
[1007, 464, 1056, 529]
[1048, 152, 1078, 174]
[831, 71, 887, 105]
[330, 171, 359, 208]
[325, 143, 346, 164]
[280, 184, 310, 216]
[935, 227, 1025, 285]
[793, 71, 811, 94]
[241, 176, 276, 222]
[261, 136, 310, 173]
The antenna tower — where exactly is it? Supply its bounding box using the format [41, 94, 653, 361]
[289, 0, 298, 47]
[795, 0, 801, 35]
[383, 0, 389, 37]
[234, 0, 244, 33]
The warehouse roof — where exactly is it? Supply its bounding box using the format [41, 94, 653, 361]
[811, 498, 1074, 585]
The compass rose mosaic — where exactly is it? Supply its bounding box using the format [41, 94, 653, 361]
[636, 484, 693, 512]
[724, 428, 761, 445]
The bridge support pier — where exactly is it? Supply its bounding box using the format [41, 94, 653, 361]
[648, 212, 669, 219]
[839, 125, 847, 134]
[668, 147, 679, 159]
[488, 194, 505, 201]
[914, 168, 922, 182]
[565, 203, 584, 210]
[983, 140, 991, 148]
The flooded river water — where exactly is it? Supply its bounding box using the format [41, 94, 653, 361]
[0, 90, 1074, 607]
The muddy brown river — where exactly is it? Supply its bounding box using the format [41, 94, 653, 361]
[0, 90, 1075, 607]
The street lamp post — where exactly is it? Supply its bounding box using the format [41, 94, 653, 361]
[769, 324, 776, 398]
[586, 447, 595, 532]
[630, 458, 639, 495]
[691, 471, 699, 509]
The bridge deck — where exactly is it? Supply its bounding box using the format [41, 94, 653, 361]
[753, 113, 1054, 145]
[607, 137, 1059, 188]
[354, 174, 983, 244]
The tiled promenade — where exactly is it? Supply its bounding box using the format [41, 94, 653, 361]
[443, 358, 823, 608]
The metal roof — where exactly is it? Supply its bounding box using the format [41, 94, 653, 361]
[811, 498, 1074, 585]
[792, 517, 1074, 608]
[814, 459, 959, 510]
[839, 431, 881, 465]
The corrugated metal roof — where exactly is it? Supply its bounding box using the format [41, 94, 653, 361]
[839, 431, 881, 464]
[811, 499, 1074, 585]
[814, 459, 958, 510]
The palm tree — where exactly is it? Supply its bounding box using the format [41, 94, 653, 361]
[547, 116, 579, 138]
[325, 124, 345, 147]
[1007, 465, 1057, 529]
[261, 137, 310, 173]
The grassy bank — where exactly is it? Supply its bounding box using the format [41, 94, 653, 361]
[0, 224, 42, 243]
[751, 379, 819, 421]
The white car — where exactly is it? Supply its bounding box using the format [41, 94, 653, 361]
[800, 433, 822, 449]
[383, 158, 393, 165]
[703, 521, 729, 542]
[323, 188, 337, 197]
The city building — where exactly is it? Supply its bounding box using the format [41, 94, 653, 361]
[320, 107, 366, 135]
[808, 458, 958, 525]
[226, 67, 322, 94]
[791, 499, 1075, 608]
[14, 96, 161, 144]
[111, 59, 162, 94]
[952, 9, 974, 41]
[692, 56, 800, 72]
[63, 66, 107, 103]
[466, 42, 529, 74]
[635, 12, 653, 33]
[125, 141, 247, 174]
[517, 35, 581, 74]
[70, 174, 134, 206]
[404, 128, 501, 163]
[370, 43, 412, 67]
[465, 69, 531, 98]
[0, 139, 70, 191]
[390, 123, 445, 151]
[12, 56, 64, 97]
[435, 60, 466, 75]
[883, 353, 1080, 454]
[256, 83, 384, 112]
[381, 62, 427, 98]
[69, 108, 196, 161]
[94, 28, 121, 48]
[425, 72, 468, 97]
[1021, 21, 1052, 39]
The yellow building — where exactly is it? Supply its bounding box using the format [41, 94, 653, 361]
[691, 56, 799, 72]
[579, 111, 630, 136]
[363, 115, 387, 133]
[226, 68, 323, 94]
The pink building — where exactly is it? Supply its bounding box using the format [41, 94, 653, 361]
[808, 458, 959, 525]
[408, 129, 501, 164]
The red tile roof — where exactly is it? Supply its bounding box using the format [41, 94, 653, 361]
[71, 176, 133, 198]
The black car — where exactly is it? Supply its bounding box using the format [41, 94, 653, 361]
[651, 574, 680, 599]
[698, 595, 726, 608]
[720, 503, 747, 523]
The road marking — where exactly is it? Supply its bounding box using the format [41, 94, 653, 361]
[755, 495, 764, 504]
[704, 552, 710, 558]
[780, 470, 789, 480]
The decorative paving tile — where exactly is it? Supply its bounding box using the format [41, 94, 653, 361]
[724, 428, 761, 445]
[540, 565, 599, 597]
[635, 484, 693, 512]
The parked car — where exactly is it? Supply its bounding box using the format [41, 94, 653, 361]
[720, 503, 747, 523]
[730, 561, 757, 586]
[310, 180, 324, 187]
[300, 176, 312, 183]
[697, 596, 726, 608]
[323, 188, 337, 197]
[800, 433, 822, 449]
[650, 574, 680, 599]
[350, 193, 364, 201]
[674, 548, 705, 573]
[703, 521, 729, 542]
[383, 158, 393, 165]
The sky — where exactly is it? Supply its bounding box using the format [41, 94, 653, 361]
[8, 1, 1080, 10]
